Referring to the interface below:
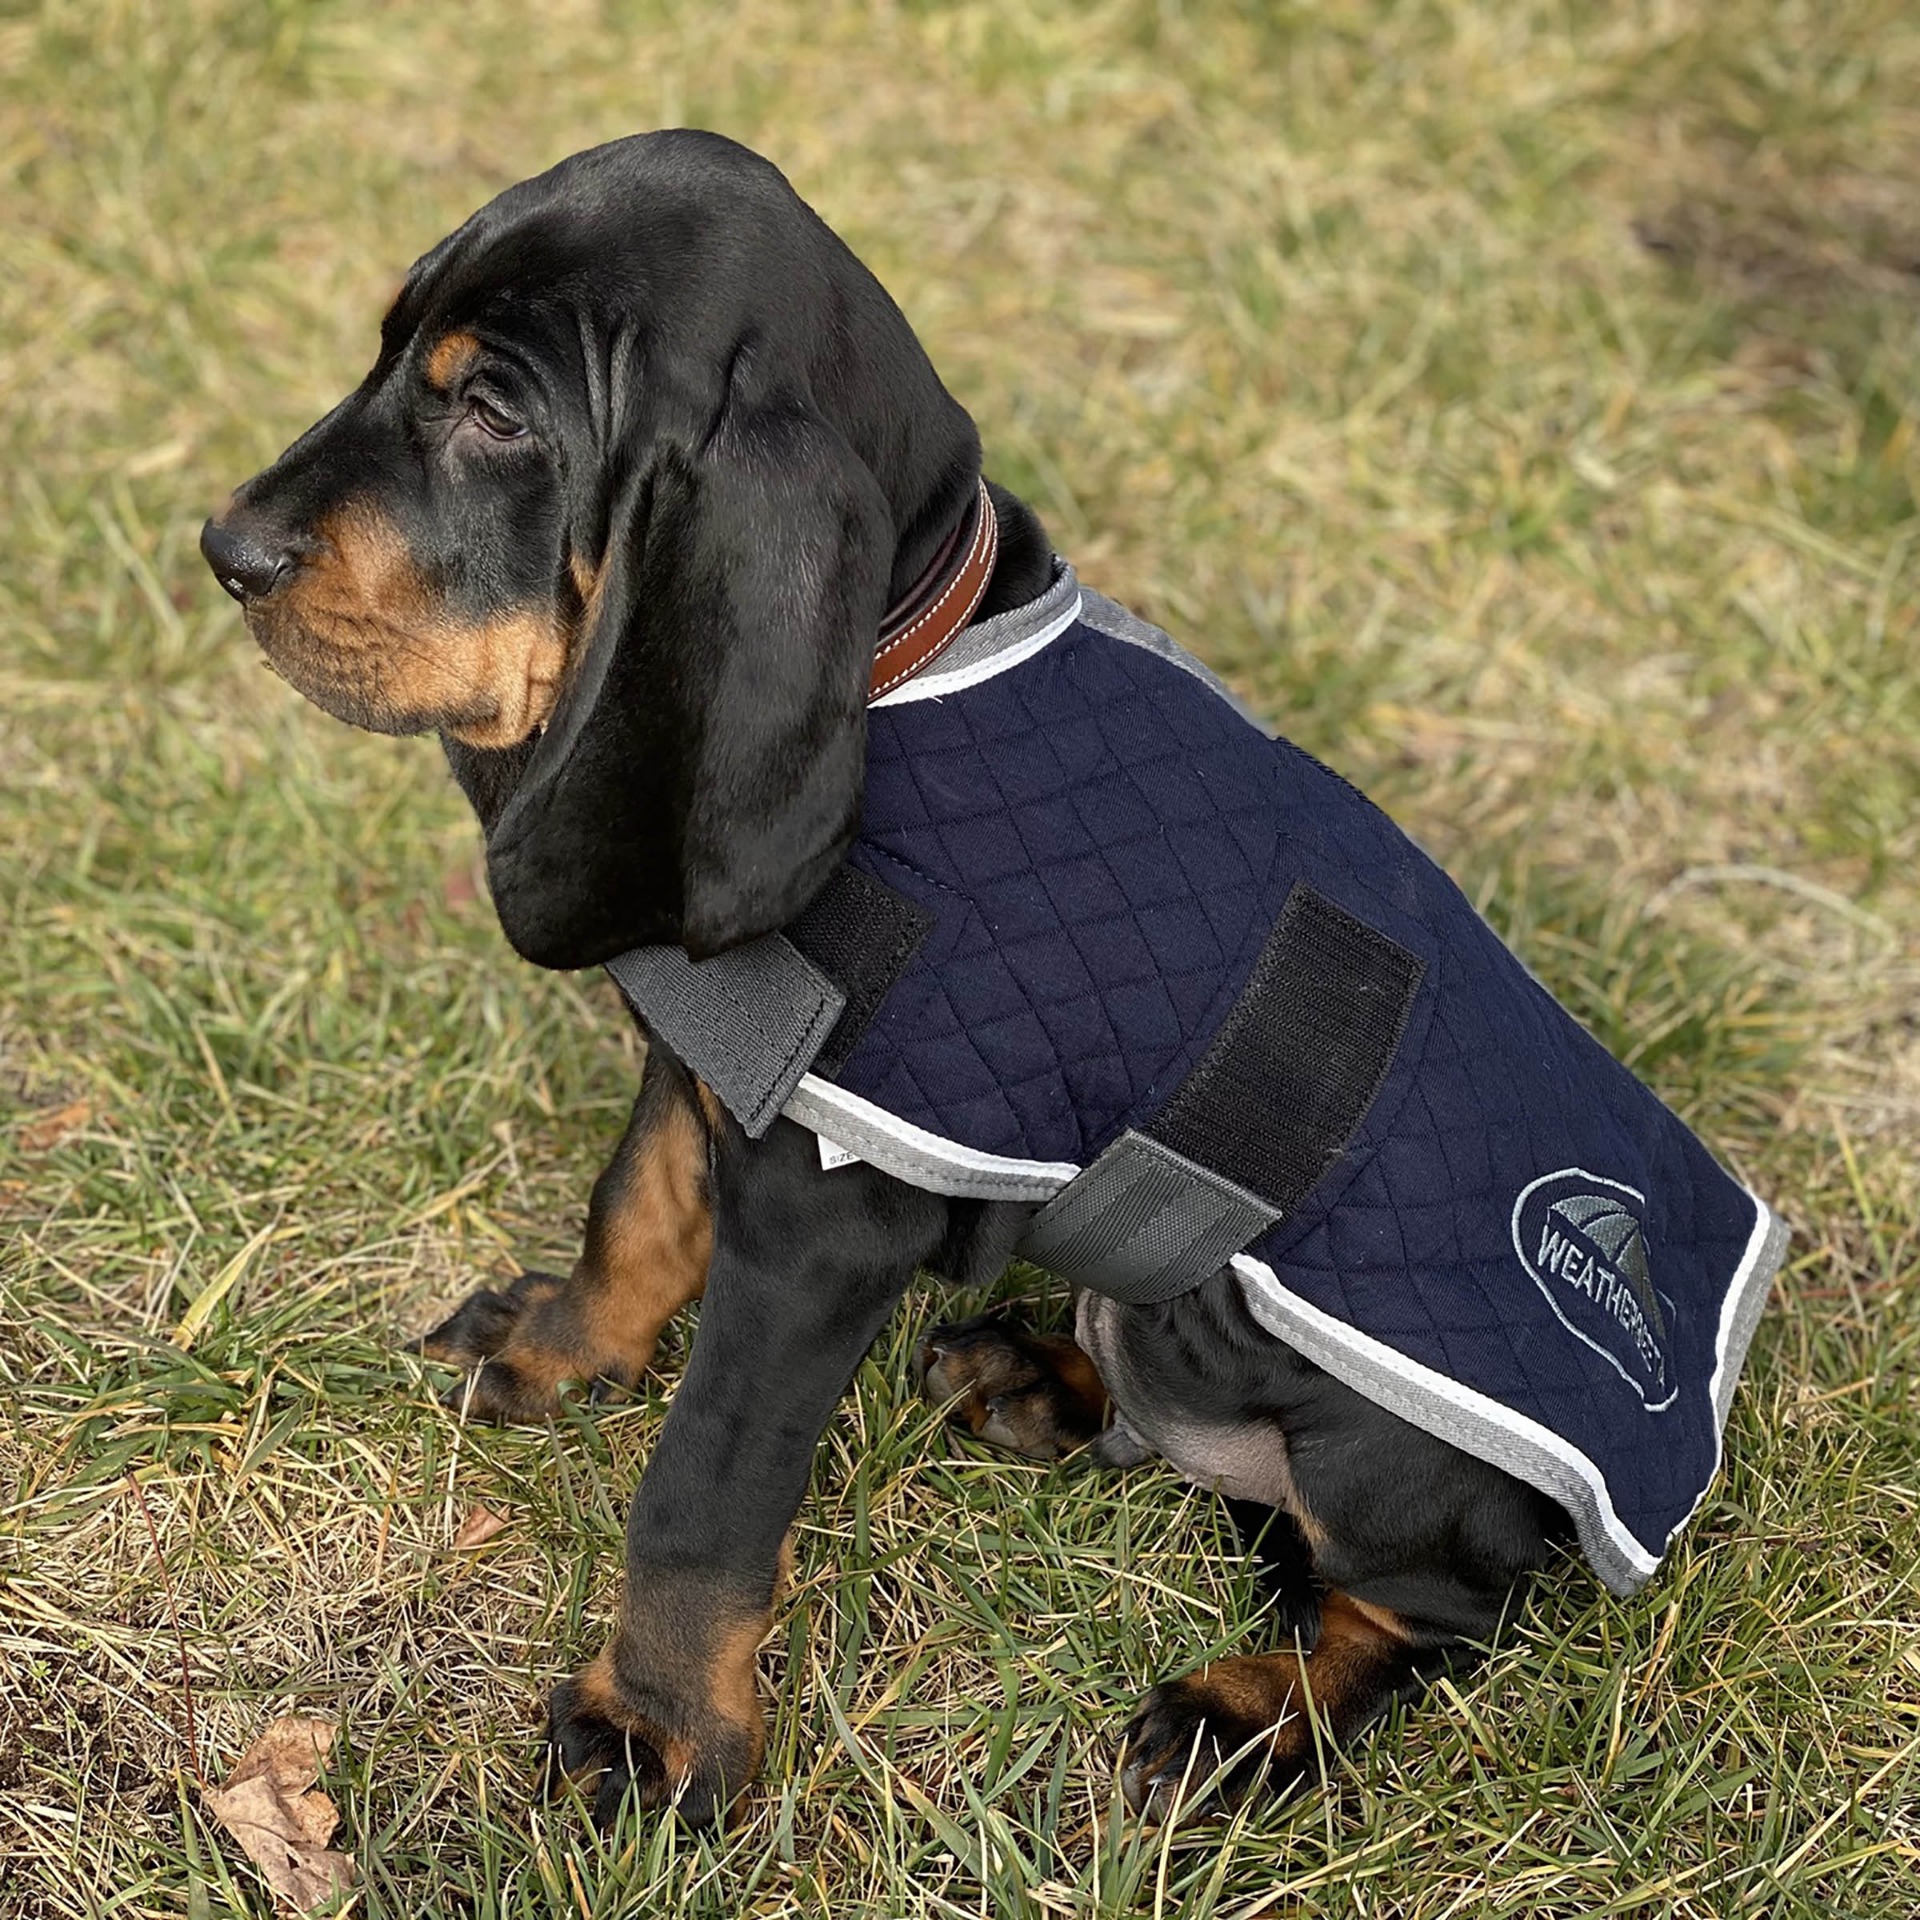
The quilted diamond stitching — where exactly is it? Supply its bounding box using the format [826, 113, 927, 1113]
[831, 616, 1757, 1560]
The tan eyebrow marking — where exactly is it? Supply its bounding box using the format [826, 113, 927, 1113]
[424, 329, 481, 392]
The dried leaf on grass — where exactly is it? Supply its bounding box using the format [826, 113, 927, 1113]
[203, 1715, 354, 1912]
[19, 1099, 93, 1150]
[450, 1503, 510, 1550]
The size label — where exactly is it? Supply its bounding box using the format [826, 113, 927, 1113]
[817, 1134, 862, 1172]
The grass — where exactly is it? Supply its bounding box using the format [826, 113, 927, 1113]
[1, 0, 1917, 1912]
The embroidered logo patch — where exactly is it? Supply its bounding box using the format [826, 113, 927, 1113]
[1512, 1170, 1675, 1410]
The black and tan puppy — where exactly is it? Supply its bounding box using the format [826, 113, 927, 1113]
[202, 131, 1750, 1830]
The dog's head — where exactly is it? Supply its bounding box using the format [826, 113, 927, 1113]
[202, 130, 981, 965]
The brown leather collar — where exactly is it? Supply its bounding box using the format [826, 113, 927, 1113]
[869, 477, 999, 700]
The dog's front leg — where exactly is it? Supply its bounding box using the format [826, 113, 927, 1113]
[544, 1115, 948, 1829]
[419, 1039, 712, 1420]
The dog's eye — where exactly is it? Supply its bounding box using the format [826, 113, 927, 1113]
[466, 395, 526, 442]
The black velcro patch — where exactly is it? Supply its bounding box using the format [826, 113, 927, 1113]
[786, 865, 935, 1074]
[1147, 883, 1425, 1213]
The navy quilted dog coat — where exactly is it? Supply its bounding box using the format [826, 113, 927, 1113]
[607, 562, 1786, 1594]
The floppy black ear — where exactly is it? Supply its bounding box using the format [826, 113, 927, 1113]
[482, 361, 893, 969]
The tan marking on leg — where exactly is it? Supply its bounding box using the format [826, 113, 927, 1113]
[920, 1317, 1114, 1459]
[570, 1646, 622, 1719]
[557, 1576, 774, 1816]
[483, 1334, 580, 1402]
[1265, 1440, 1331, 1556]
[1339, 1591, 1416, 1644]
[1125, 1587, 1419, 1817]
[1193, 1591, 1411, 1738]
[576, 1089, 713, 1375]
[1046, 1339, 1112, 1419]
[693, 1079, 728, 1135]
[708, 1611, 771, 1751]
[565, 1643, 698, 1784]
[423, 1068, 714, 1420]
[1187, 1653, 1301, 1726]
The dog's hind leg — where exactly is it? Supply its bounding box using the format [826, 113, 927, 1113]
[1074, 1276, 1558, 1820]
[418, 1039, 714, 1422]
[1118, 1588, 1445, 1819]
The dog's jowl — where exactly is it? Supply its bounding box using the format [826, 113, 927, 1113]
[203, 129, 1785, 1828]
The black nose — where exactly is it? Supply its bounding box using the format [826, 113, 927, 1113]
[200, 517, 295, 603]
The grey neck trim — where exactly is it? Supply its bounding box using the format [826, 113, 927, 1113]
[870, 557, 1081, 705]
[870, 555, 1267, 734]
[1076, 587, 1264, 727]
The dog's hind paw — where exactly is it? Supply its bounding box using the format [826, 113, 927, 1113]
[1120, 1594, 1424, 1821]
[1119, 1661, 1302, 1821]
[916, 1312, 1110, 1460]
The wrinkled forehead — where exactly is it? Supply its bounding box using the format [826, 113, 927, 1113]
[378, 212, 612, 364]
[376, 156, 783, 370]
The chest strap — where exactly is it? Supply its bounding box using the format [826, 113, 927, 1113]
[605, 866, 933, 1137]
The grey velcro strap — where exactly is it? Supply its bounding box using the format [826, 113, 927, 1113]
[605, 938, 845, 1139]
[1015, 1131, 1281, 1304]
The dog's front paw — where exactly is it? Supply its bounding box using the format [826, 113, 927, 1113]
[916, 1313, 1110, 1460]
[544, 1629, 767, 1830]
[1119, 1659, 1306, 1821]
[418, 1271, 642, 1422]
